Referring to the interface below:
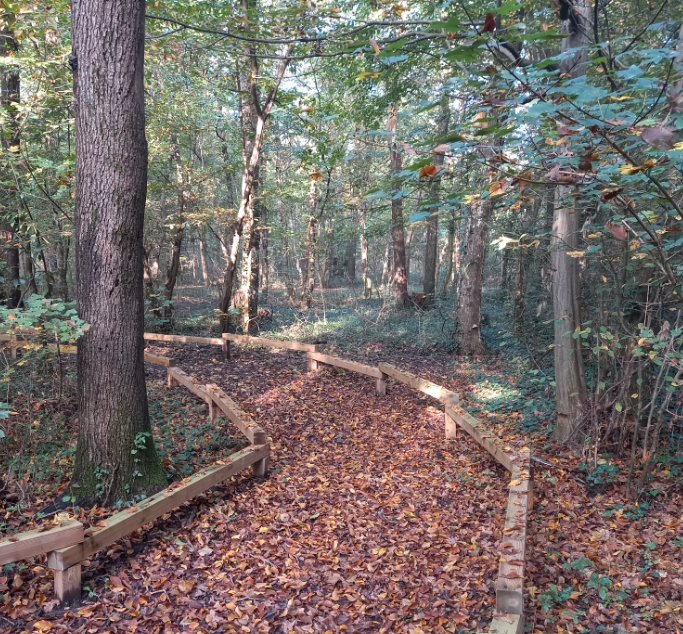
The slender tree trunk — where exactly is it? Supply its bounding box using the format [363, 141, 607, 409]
[387, 102, 408, 306]
[440, 210, 455, 296]
[346, 236, 356, 285]
[0, 23, 21, 307]
[301, 180, 319, 308]
[163, 134, 185, 323]
[404, 227, 414, 289]
[381, 234, 390, 287]
[199, 229, 209, 287]
[513, 247, 528, 334]
[360, 202, 371, 298]
[70, 0, 166, 504]
[218, 4, 291, 332]
[551, 2, 591, 441]
[424, 94, 450, 306]
[455, 199, 492, 355]
[19, 249, 37, 296]
[57, 224, 70, 301]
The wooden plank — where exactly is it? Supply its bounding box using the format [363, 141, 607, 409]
[489, 614, 523, 634]
[144, 352, 175, 367]
[205, 384, 267, 445]
[167, 367, 211, 402]
[0, 520, 83, 566]
[222, 333, 316, 353]
[144, 332, 223, 346]
[445, 408, 458, 439]
[444, 405, 514, 472]
[496, 460, 532, 616]
[378, 363, 459, 404]
[307, 351, 383, 379]
[48, 444, 269, 571]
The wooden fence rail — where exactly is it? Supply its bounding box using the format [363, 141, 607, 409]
[0, 520, 83, 567]
[47, 444, 269, 602]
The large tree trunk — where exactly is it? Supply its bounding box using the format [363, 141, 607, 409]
[424, 94, 450, 306]
[70, 0, 166, 504]
[551, 2, 591, 442]
[0, 23, 21, 308]
[163, 134, 185, 323]
[387, 102, 408, 306]
[455, 199, 492, 355]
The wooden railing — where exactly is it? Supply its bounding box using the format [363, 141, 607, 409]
[1, 330, 532, 631]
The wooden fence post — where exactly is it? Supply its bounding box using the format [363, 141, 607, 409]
[376, 372, 387, 396]
[222, 339, 230, 361]
[307, 353, 318, 372]
[167, 369, 179, 388]
[54, 563, 81, 604]
[445, 408, 457, 439]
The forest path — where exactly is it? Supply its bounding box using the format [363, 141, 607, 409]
[134, 344, 510, 633]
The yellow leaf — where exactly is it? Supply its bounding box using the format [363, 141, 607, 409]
[566, 251, 585, 258]
[178, 580, 195, 593]
[463, 194, 480, 205]
[33, 621, 53, 632]
[355, 71, 380, 81]
[609, 95, 632, 102]
[602, 275, 607, 282]
[509, 479, 521, 487]
[259, 526, 268, 533]
[377, 547, 387, 556]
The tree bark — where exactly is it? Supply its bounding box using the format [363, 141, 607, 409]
[70, 0, 166, 504]
[551, 2, 591, 441]
[198, 228, 209, 287]
[387, 102, 408, 307]
[163, 134, 185, 323]
[346, 236, 356, 285]
[0, 22, 21, 308]
[360, 202, 371, 298]
[301, 180, 319, 308]
[440, 210, 456, 296]
[455, 199, 492, 355]
[217, 2, 291, 332]
[424, 94, 450, 306]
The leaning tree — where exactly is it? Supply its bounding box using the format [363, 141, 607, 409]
[69, 0, 166, 504]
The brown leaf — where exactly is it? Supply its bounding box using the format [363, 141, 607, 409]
[309, 171, 323, 181]
[369, 39, 380, 55]
[419, 165, 438, 179]
[483, 13, 496, 32]
[605, 223, 628, 241]
[641, 126, 674, 151]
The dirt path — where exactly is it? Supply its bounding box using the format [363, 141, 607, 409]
[5, 346, 510, 633]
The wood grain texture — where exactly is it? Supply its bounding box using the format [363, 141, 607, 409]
[222, 333, 316, 352]
[54, 563, 82, 604]
[489, 614, 523, 634]
[444, 405, 514, 472]
[143, 353, 175, 367]
[48, 444, 269, 571]
[307, 352, 383, 378]
[0, 520, 83, 566]
[378, 364, 459, 404]
[144, 333, 224, 346]
[167, 367, 211, 402]
[205, 384, 267, 444]
[496, 454, 532, 615]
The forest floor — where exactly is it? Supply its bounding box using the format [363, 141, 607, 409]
[1, 285, 682, 633]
